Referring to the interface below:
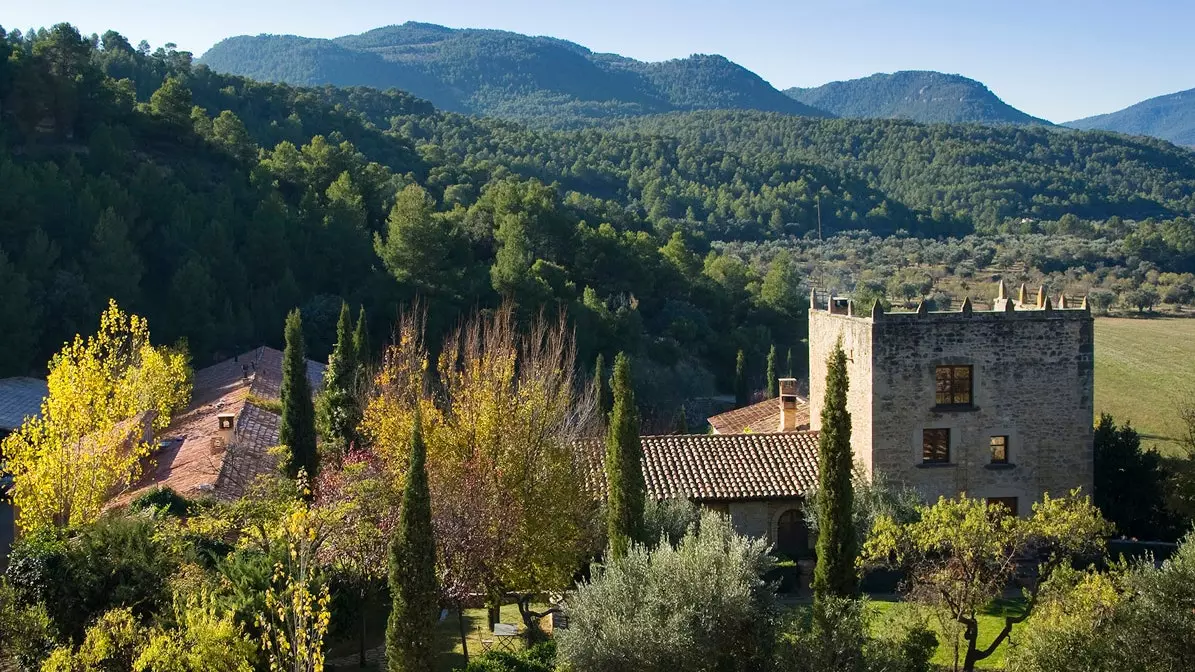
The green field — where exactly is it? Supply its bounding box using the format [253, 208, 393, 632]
[870, 598, 1024, 670]
[1095, 317, 1195, 455]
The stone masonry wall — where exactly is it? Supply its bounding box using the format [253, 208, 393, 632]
[727, 498, 807, 548]
[808, 308, 876, 474]
[867, 308, 1094, 509]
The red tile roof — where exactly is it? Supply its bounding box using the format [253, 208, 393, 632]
[707, 397, 809, 434]
[581, 430, 820, 502]
[117, 347, 324, 504]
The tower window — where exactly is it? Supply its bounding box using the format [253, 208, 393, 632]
[935, 365, 973, 407]
[990, 436, 1009, 464]
[987, 497, 1018, 516]
[922, 428, 950, 463]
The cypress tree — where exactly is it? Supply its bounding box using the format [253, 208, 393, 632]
[734, 349, 749, 407]
[785, 347, 794, 378]
[386, 408, 438, 672]
[605, 352, 646, 560]
[316, 302, 360, 459]
[353, 305, 369, 367]
[279, 309, 318, 481]
[593, 353, 612, 419]
[812, 337, 858, 614]
[766, 344, 778, 399]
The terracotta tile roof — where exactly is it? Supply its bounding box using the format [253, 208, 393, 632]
[0, 377, 48, 432]
[117, 346, 324, 504]
[707, 397, 809, 434]
[580, 430, 820, 502]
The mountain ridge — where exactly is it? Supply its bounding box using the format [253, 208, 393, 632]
[783, 70, 1050, 126]
[199, 22, 831, 123]
[1065, 87, 1195, 147]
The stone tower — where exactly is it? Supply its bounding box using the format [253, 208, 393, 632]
[807, 288, 1094, 514]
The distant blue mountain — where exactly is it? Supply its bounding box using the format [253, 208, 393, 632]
[784, 71, 1049, 126]
[1066, 88, 1195, 146]
[200, 22, 831, 123]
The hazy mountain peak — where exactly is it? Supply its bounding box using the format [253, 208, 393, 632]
[784, 70, 1048, 126]
[199, 23, 829, 123]
[1065, 87, 1195, 147]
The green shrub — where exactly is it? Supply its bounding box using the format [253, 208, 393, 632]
[3, 515, 175, 644]
[464, 641, 556, 672]
[0, 579, 57, 671]
[129, 486, 195, 518]
[643, 497, 701, 547]
[557, 511, 776, 672]
[777, 597, 936, 672]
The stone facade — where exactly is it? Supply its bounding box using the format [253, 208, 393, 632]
[717, 498, 810, 555]
[808, 290, 1094, 514]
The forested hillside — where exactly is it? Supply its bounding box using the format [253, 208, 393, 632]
[5, 23, 1195, 418]
[1066, 87, 1195, 146]
[615, 111, 1195, 229]
[198, 22, 829, 124]
[784, 71, 1048, 126]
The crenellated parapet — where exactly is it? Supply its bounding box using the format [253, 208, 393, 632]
[810, 282, 1090, 324]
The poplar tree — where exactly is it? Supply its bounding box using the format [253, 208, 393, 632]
[766, 344, 778, 399]
[813, 337, 858, 613]
[593, 353, 612, 418]
[280, 309, 318, 481]
[316, 302, 360, 460]
[734, 349, 749, 407]
[605, 352, 646, 560]
[386, 409, 438, 672]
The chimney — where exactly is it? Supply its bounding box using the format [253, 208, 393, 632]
[214, 412, 235, 454]
[778, 378, 800, 432]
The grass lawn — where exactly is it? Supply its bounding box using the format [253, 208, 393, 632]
[868, 597, 1026, 670]
[1094, 316, 1195, 456]
[325, 603, 534, 672]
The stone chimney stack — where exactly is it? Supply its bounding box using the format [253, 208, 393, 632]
[214, 412, 235, 455]
[778, 378, 800, 432]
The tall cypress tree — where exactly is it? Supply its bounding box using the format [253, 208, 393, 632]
[812, 337, 858, 613]
[605, 352, 646, 560]
[280, 309, 318, 481]
[353, 305, 370, 368]
[766, 344, 778, 399]
[734, 349, 749, 407]
[785, 347, 794, 378]
[387, 408, 438, 672]
[593, 353, 612, 419]
[316, 302, 360, 460]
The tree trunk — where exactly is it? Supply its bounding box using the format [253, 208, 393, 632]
[456, 601, 470, 665]
[359, 591, 367, 668]
[515, 593, 560, 644]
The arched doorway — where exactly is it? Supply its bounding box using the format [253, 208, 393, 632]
[775, 508, 809, 558]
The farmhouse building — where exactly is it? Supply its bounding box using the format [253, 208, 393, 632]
[116, 346, 325, 504]
[619, 283, 1094, 551]
[807, 283, 1094, 516]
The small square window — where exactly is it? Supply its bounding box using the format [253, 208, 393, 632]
[935, 365, 973, 407]
[987, 497, 1018, 516]
[990, 436, 1009, 464]
[922, 428, 950, 463]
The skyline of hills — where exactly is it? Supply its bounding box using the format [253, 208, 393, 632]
[1066, 87, 1195, 147]
[198, 22, 830, 124]
[784, 70, 1050, 126]
[199, 22, 1195, 145]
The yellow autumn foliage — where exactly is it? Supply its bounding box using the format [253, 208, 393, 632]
[1, 299, 192, 532]
[361, 305, 599, 598]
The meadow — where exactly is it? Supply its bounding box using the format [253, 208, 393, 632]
[1094, 317, 1195, 456]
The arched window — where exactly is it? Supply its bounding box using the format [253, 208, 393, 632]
[776, 508, 808, 557]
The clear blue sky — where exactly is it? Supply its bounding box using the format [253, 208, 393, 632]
[7, 0, 1193, 122]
